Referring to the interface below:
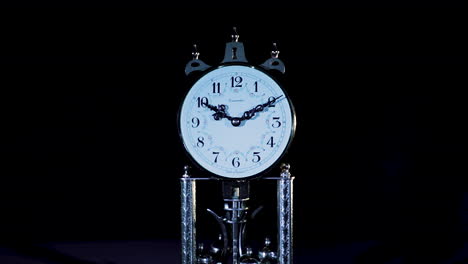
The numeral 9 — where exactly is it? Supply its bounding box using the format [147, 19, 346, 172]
[191, 117, 200, 128]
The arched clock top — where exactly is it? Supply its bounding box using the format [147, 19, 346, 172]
[185, 27, 286, 76]
[221, 27, 248, 64]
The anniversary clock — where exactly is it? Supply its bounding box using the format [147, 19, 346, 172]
[179, 28, 295, 264]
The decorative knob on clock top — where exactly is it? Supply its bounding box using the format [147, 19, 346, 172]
[179, 28, 296, 179]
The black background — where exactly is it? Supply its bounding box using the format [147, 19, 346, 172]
[0, 2, 465, 264]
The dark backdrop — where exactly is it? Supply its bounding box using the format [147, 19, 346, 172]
[0, 3, 465, 264]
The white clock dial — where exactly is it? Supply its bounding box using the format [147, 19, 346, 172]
[179, 65, 295, 179]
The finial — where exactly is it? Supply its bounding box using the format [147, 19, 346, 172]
[245, 247, 253, 256]
[280, 163, 291, 178]
[185, 44, 211, 75]
[183, 165, 190, 178]
[271, 42, 280, 58]
[192, 44, 200, 60]
[259, 42, 285, 73]
[231, 27, 239, 42]
[259, 237, 274, 260]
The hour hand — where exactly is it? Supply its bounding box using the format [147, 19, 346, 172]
[203, 102, 229, 121]
[203, 102, 220, 113]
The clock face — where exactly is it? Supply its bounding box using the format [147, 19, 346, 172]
[179, 65, 295, 179]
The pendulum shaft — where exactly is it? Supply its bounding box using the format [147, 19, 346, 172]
[223, 182, 250, 264]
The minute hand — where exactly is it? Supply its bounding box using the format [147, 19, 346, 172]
[240, 95, 284, 121]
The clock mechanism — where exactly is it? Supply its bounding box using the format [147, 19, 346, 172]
[179, 28, 295, 264]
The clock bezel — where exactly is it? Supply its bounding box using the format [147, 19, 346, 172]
[178, 63, 296, 180]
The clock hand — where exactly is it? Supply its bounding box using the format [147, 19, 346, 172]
[203, 102, 231, 121]
[203, 102, 220, 113]
[204, 103, 239, 125]
[205, 96, 283, 126]
[240, 95, 284, 121]
[224, 95, 283, 127]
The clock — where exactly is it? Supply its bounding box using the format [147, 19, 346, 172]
[179, 31, 296, 264]
[179, 64, 295, 179]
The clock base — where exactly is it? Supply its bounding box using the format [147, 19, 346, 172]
[180, 164, 294, 264]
